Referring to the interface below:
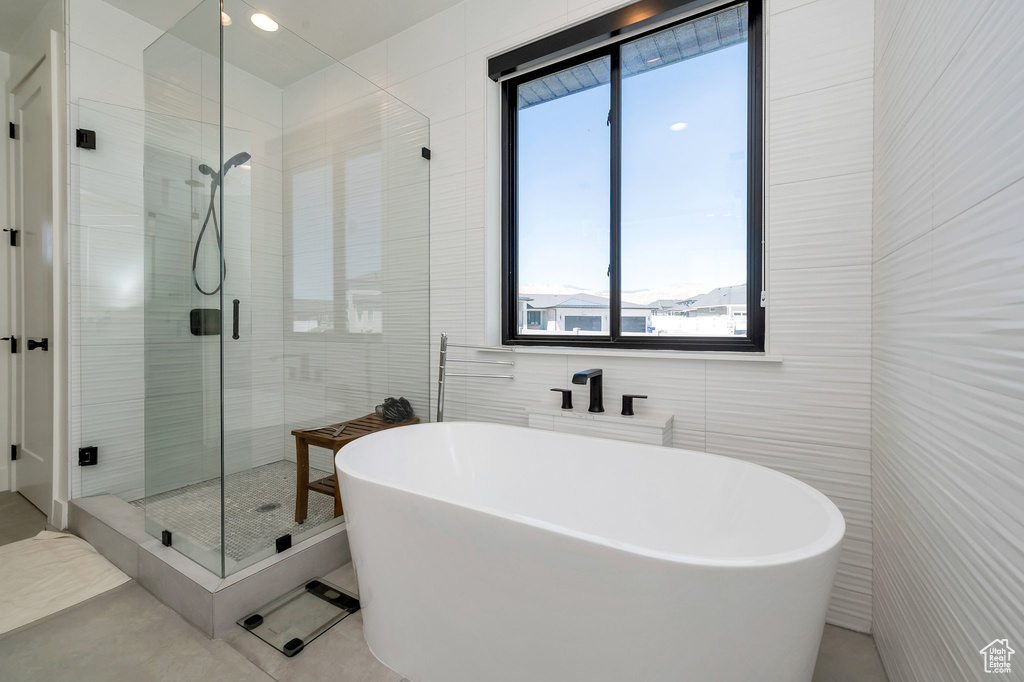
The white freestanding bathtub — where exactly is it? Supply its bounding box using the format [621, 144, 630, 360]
[337, 422, 845, 682]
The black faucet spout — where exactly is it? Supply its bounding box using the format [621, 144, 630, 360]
[571, 368, 604, 413]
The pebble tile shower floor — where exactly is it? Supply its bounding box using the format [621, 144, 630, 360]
[131, 461, 337, 562]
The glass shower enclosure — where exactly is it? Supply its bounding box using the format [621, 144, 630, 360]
[136, 0, 430, 576]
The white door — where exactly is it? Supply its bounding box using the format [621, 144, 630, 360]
[10, 57, 55, 515]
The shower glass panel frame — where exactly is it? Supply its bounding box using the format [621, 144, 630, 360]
[136, 0, 430, 577]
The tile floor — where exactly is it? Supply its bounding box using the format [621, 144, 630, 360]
[0, 582, 272, 682]
[814, 625, 890, 682]
[0, 568, 887, 681]
[0, 492, 49, 546]
[0, 504, 888, 681]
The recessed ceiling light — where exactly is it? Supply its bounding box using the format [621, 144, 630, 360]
[669, 122, 687, 131]
[647, 57, 660, 63]
[250, 12, 279, 32]
[221, 11, 231, 25]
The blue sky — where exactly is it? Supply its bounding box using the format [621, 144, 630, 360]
[517, 43, 748, 302]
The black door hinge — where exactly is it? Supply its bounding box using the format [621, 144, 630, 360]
[10, 445, 16, 461]
[421, 146, 431, 160]
[1, 336, 17, 353]
[3, 228, 17, 246]
[162, 530, 172, 547]
[78, 445, 98, 466]
[8, 122, 15, 139]
[76, 128, 96, 150]
[275, 534, 292, 553]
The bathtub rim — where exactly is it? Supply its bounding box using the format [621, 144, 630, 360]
[336, 421, 846, 569]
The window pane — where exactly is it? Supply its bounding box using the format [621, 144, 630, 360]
[620, 5, 749, 337]
[516, 56, 611, 336]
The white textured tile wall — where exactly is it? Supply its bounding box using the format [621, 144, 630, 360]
[872, 1, 1024, 680]
[342, 0, 875, 632]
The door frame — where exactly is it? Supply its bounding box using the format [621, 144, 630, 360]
[5, 28, 67, 527]
[1, 51, 9, 494]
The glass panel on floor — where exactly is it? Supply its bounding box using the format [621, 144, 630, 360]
[237, 577, 359, 656]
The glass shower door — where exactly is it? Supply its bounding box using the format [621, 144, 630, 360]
[141, 110, 225, 574]
[140, 0, 254, 576]
[218, 115, 257, 574]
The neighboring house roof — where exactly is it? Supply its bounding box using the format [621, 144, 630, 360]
[520, 285, 746, 312]
[519, 293, 651, 310]
[653, 284, 747, 311]
[649, 298, 689, 310]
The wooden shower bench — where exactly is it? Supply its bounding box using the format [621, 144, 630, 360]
[292, 413, 420, 523]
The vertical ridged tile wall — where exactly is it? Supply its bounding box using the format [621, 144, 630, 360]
[341, 0, 875, 631]
[872, 1, 1024, 680]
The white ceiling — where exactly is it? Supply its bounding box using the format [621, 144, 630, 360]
[102, 0, 462, 65]
[0, 0, 51, 53]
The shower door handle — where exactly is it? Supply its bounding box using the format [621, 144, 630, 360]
[232, 299, 240, 340]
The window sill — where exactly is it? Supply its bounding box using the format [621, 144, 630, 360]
[461, 344, 783, 362]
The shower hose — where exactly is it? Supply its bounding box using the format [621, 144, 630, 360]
[192, 183, 226, 296]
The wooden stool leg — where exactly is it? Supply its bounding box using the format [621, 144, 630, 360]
[332, 445, 344, 518]
[295, 437, 310, 523]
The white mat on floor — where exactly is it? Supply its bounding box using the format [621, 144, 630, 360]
[0, 530, 130, 635]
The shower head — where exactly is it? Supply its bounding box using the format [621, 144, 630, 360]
[224, 151, 251, 171]
[196, 152, 250, 187]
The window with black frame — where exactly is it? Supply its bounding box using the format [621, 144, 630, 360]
[498, 0, 763, 351]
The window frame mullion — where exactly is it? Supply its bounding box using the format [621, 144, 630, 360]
[609, 48, 623, 343]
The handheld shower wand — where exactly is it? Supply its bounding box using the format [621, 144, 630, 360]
[191, 152, 251, 295]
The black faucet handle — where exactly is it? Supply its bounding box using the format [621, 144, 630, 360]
[621, 394, 647, 416]
[550, 388, 573, 410]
